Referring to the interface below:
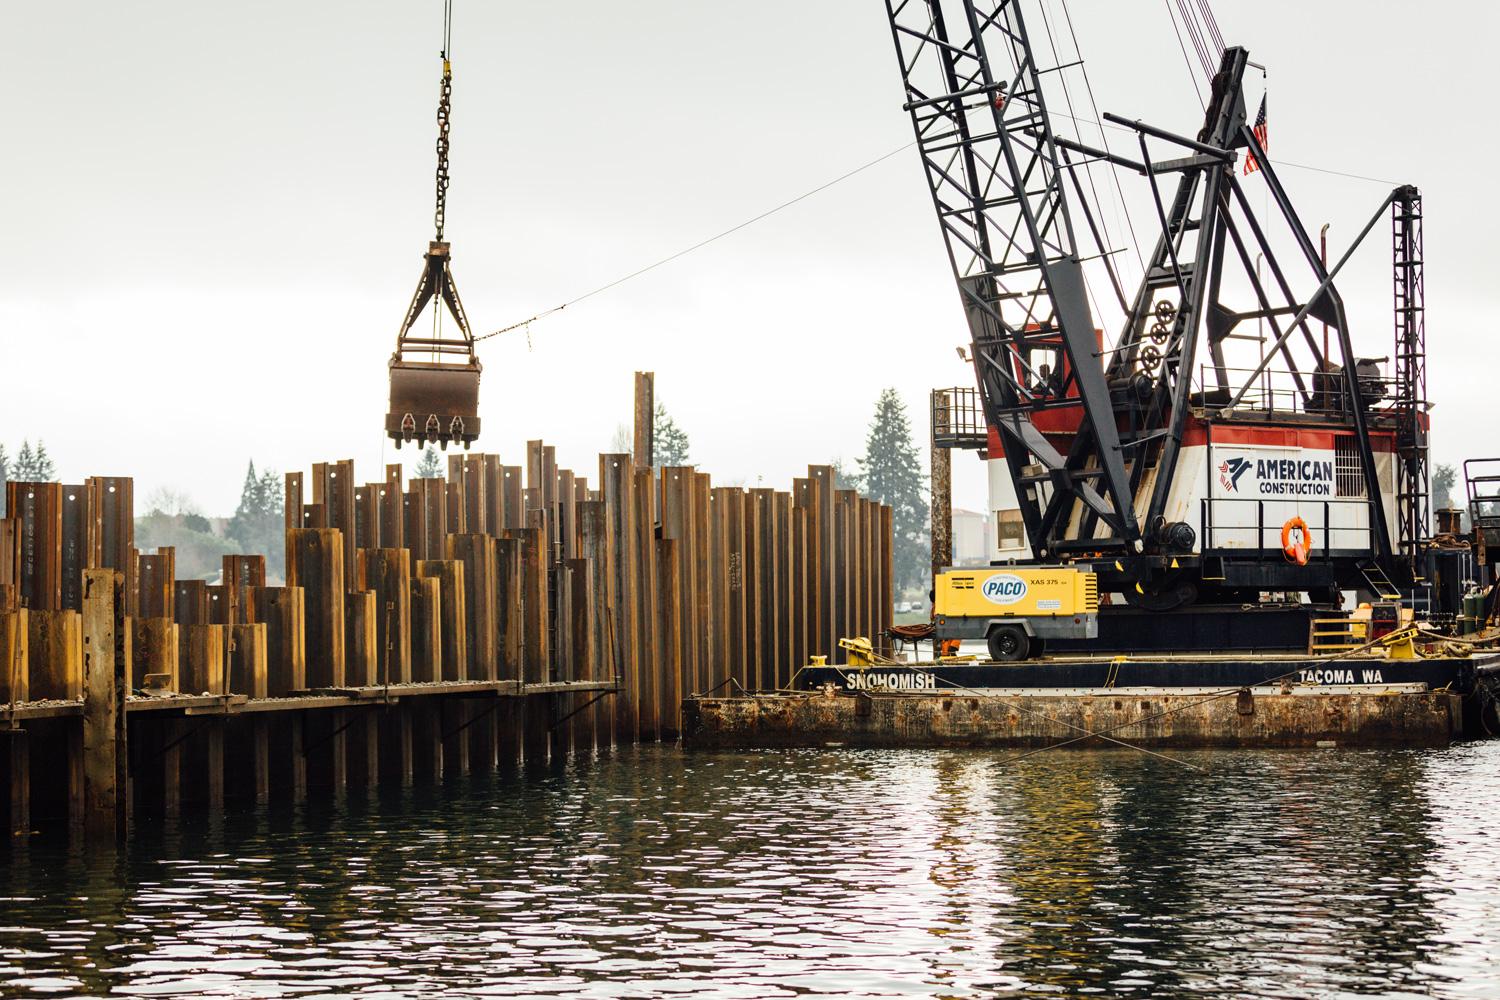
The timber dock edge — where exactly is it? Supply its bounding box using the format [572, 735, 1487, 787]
[681, 684, 1468, 750]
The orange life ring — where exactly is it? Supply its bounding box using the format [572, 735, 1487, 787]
[1281, 516, 1312, 566]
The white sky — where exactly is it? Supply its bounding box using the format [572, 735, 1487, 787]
[3, 1, 1497, 515]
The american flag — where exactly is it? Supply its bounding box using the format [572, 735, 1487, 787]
[1243, 95, 1268, 175]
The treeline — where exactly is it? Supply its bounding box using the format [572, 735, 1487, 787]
[0, 440, 58, 515]
[134, 462, 286, 582]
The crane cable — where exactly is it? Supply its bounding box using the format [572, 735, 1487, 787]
[1162, 0, 1206, 108]
[471, 141, 916, 343]
[472, 0, 1387, 348]
[433, 0, 454, 242]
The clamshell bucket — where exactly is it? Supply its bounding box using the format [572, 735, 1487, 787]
[387, 358, 481, 449]
[386, 240, 483, 450]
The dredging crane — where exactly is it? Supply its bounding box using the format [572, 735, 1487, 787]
[887, 0, 1431, 621]
[385, 0, 482, 451]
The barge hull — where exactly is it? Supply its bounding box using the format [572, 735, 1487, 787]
[683, 686, 1465, 750]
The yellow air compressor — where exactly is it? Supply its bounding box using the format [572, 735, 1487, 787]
[933, 566, 1098, 661]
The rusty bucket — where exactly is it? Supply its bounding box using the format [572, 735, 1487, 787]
[386, 358, 482, 449]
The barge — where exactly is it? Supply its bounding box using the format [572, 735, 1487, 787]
[684, 646, 1500, 750]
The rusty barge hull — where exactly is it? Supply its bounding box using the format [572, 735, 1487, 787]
[683, 676, 1480, 750]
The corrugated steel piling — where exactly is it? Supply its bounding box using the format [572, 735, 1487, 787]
[0, 435, 892, 839]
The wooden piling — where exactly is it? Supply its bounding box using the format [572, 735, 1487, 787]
[80, 568, 126, 839]
[930, 430, 952, 577]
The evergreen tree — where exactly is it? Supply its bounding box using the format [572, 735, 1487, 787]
[1433, 464, 1457, 511]
[11, 440, 57, 481]
[230, 461, 260, 523]
[415, 447, 444, 479]
[258, 468, 284, 518]
[226, 460, 287, 579]
[31, 441, 56, 481]
[0, 443, 8, 516]
[856, 388, 930, 593]
[831, 457, 864, 493]
[653, 403, 691, 467]
[12, 441, 35, 481]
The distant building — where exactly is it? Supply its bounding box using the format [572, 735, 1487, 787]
[952, 508, 993, 567]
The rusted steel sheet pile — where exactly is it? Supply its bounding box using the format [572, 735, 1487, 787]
[0, 453, 893, 837]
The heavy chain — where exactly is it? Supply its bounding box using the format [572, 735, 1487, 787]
[433, 61, 452, 240]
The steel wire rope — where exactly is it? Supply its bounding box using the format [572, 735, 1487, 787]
[1058, 0, 1146, 280]
[473, 56, 1397, 344]
[1161, 0, 1206, 108]
[1194, 0, 1226, 53]
[1036, 0, 1127, 324]
[1174, 0, 1214, 78]
[472, 140, 917, 342]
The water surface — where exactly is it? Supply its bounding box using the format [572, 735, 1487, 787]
[3, 743, 1498, 998]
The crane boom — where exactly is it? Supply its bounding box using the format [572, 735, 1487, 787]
[887, 2, 1398, 595]
[884, 0, 1141, 556]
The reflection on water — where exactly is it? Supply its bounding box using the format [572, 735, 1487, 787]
[2, 743, 1498, 998]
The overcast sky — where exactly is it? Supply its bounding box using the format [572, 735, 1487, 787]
[3, 1, 1497, 515]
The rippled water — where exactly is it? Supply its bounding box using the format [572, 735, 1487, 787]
[2, 742, 1499, 998]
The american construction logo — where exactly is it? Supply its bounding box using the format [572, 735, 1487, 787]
[1218, 457, 1252, 493]
[1220, 454, 1334, 497]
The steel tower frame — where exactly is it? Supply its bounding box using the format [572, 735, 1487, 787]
[888, 1, 1395, 576]
[1393, 185, 1429, 571]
